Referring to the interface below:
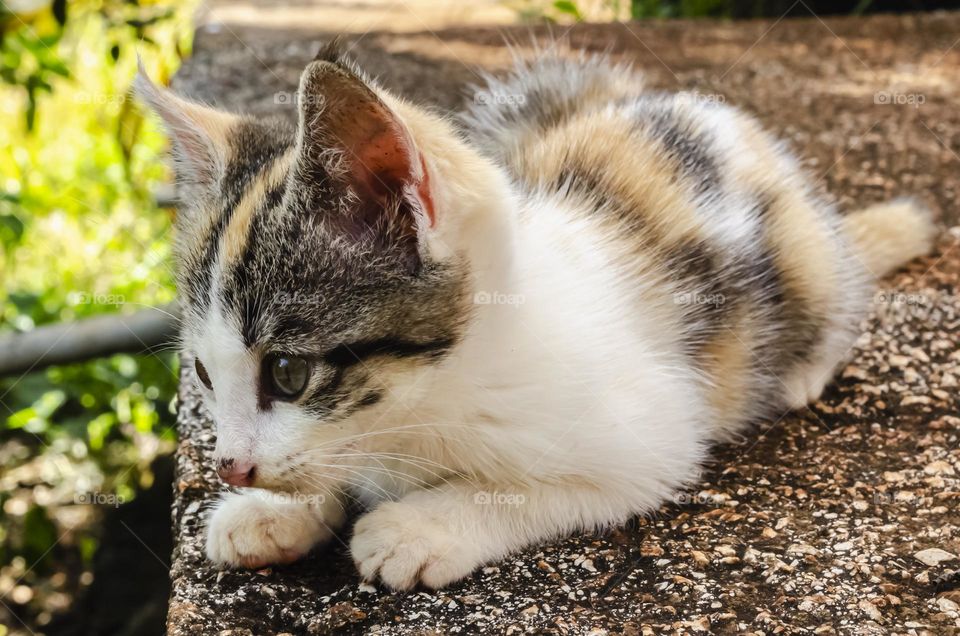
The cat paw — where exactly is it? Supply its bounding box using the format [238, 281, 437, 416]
[350, 502, 476, 590]
[783, 370, 829, 409]
[206, 491, 332, 569]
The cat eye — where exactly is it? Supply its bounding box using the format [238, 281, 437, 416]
[195, 359, 213, 391]
[265, 354, 311, 400]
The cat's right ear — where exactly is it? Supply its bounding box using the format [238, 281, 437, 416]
[135, 60, 238, 202]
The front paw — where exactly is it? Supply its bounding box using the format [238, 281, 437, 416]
[350, 502, 478, 590]
[206, 491, 333, 569]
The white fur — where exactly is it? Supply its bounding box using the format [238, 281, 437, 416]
[206, 489, 344, 568]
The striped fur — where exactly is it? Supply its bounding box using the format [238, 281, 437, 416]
[138, 49, 936, 590]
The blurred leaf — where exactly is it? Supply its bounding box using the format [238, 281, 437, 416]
[0, 212, 25, 247]
[125, 9, 176, 30]
[78, 534, 98, 565]
[553, 0, 585, 20]
[0, 375, 53, 417]
[6, 389, 65, 433]
[7, 407, 38, 430]
[27, 74, 53, 94]
[37, 34, 62, 49]
[22, 505, 58, 565]
[8, 290, 39, 314]
[118, 86, 144, 170]
[42, 58, 69, 78]
[25, 87, 36, 129]
[52, 0, 67, 27]
[87, 412, 115, 450]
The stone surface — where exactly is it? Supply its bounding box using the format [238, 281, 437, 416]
[168, 10, 960, 635]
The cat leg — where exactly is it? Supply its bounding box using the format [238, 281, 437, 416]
[782, 364, 832, 410]
[781, 340, 855, 410]
[206, 488, 345, 569]
[350, 480, 639, 590]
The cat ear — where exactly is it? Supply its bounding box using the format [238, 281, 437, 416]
[292, 57, 436, 260]
[135, 60, 238, 201]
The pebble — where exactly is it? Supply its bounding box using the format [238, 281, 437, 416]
[924, 460, 955, 475]
[859, 600, 883, 622]
[788, 543, 819, 556]
[690, 550, 710, 567]
[914, 549, 958, 566]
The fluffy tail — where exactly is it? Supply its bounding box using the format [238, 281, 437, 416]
[842, 198, 938, 278]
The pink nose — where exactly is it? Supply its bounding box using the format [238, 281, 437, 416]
[217, 459, 257, 487]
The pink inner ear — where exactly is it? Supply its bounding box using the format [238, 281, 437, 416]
[343, 108, 435, 230]
[349, 125, 411, 199]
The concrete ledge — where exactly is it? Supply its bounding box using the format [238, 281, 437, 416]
[168, 12, 960, 634]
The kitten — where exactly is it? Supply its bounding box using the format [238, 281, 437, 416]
[137, 44, 936, 590]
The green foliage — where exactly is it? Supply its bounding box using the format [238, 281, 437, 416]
[0, 21, 70, 131]
[21, 505, 58, 565]
[630, 0, 732, 18]
[513, 0, 738, 22]
[552, 0, 586, 20]
[0, 0, 196, 596]
[512, 0, 890, 21]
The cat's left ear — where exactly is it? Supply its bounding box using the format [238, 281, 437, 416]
[291, 55, 436, 262]
[135, 60, 239, 203]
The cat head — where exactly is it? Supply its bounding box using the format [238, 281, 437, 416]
[137, 46, 507, 494]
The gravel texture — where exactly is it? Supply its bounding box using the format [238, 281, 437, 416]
[168, 11, 960, 635]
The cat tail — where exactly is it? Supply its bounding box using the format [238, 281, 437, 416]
[842, 198, 938, 278]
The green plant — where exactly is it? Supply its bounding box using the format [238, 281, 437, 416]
[630, 0, 732, 18]
[510, 0, 896, 21]
[0, 0, 196, 628]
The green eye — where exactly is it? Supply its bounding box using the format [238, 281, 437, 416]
[266, 355, 311, 399]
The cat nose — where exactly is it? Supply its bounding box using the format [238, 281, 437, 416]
[217, 458, 257, 487]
